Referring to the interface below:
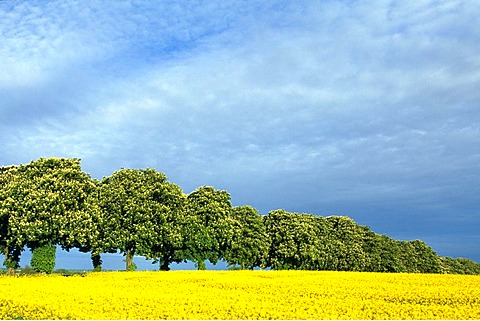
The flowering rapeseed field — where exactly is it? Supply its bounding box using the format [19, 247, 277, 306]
[0, 270, 479, 320]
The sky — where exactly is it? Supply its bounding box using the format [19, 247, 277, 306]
[1, 0, 479, 270]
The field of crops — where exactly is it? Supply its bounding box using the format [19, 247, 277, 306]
[0, 270, 479, 320]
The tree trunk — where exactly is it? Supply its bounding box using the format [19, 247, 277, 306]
[4, 248, 14, 276]
[197, 260, 206, 270]
[126, 249, 133, 271]
[91, 253, 102, 272]
[160, 257, 170, 271]
[7, 267, 14, 276]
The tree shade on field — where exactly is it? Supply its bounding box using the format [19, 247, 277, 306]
[1, 157, 479, 274]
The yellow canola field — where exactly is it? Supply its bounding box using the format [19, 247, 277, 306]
[0, 270, 479, 320]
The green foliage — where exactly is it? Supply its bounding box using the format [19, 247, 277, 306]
[396, 240, 441, 273]
[227, 264, 243, 270]
[96, 168, 168, 271]
[194, 260, 207, 270]
[126, 261, 137, 272]
[0, 165, 21, 273]
[82, 179, 117, 265]
[2, 157, 479, 275]
[3, 257, 18, 270]
[1, 158, 96, 273]
[363, 232, 403, 272]
[263, 210, 448, 273]
[184, 186, 232, 269]
[264, 210, 332, 270]
[148, 182, 188, 271]
[19, 265, 35, 275]
[223, 205, 270, 269]
[439, 256, 480, 275]
[91, 253, 102, 272]
[3, 246, 22, 275]
[30, 244, 56, 274]
[325, 216, 369, 271]
[265, 210, 374, 271]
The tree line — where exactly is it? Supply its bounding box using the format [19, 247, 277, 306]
[1, 158, 479, 275]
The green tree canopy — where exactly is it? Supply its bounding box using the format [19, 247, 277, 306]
[439, 256, 480, 274]
[324, 216, 369, 271]
[184, 186, 232, 269]
[96, 168, 168, 271]
[2, 157, 478, 275]
[1, 158, 96, 273]
[362, 231, 403, 272]
[147, 182, 188, 271]
[264, 209, 332, 270]
[397, 239, 441, 273]
[224, 205, 270, 270]
[0, 165, 21, 274]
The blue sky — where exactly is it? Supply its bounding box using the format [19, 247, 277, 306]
[1, 0, 479, 269]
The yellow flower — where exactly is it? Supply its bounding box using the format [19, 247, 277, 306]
[0, 271, 479, 319]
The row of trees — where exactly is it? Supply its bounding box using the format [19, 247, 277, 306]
[1, 158, 479, 274]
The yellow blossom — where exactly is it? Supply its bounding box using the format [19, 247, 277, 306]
[0, 270, 478, 320]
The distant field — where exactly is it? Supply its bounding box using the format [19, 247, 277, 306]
[1, 271, 479, 320]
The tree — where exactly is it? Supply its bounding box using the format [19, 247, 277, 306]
[223, 205, 269, 269]
[2, 158, 96, 273]
[397, 239, 440, 273]
[75, 179, 116, 271]
[439, 256, 480, 275]
[264, 210, 330, 270]
[30, 243, 56, 273]
[184, 186, 232, 269]
[325, 216, 369, 271]
[362, 231, 403, 272]
[147, 182, 188, 271]
[0, 165, 22, 274]
[96, 168, 168, 271]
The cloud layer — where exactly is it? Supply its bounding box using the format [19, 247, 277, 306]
[1, 0, 479, 263]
